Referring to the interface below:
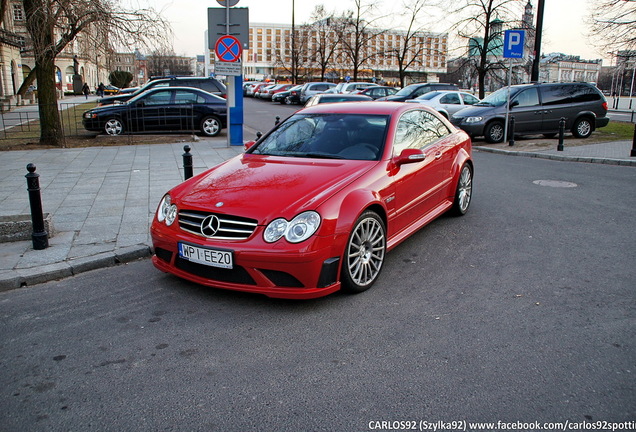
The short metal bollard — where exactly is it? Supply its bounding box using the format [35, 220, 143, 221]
[182, 145, 193, 180]
[275, 116, 281, 126]
[508, 116, 515, 147]
[557, 117, 565, 151]
[631, 123, 636, 157]
[25, 163, 49, 250]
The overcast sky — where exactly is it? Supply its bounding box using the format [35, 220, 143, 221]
[142, 0, 610, 63]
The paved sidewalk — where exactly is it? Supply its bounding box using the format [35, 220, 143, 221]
[0, 136, 634, 291]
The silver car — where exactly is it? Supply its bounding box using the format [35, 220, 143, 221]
[406, 91, 480, 119]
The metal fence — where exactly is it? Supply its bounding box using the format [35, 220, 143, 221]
[0, 102, 89, 141]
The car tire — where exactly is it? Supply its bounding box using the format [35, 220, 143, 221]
[104, 118, 124, 136]
[572, 117, 593, 138]
[341, 211, 386, 294]
[285, 96, 293, 105]
[484, 121, 505, 143]
[201, 116, 222, 137]
[279, 98, 287, 105]
[450, 163, 473, 216]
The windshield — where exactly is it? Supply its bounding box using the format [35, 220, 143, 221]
[416, 91, 441, 101]
[477, 87, 517, 106]
[249, 113, 389, 161]
[394, 84, 418, 97]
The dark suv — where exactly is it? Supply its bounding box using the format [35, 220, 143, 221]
[451, 82, 609, 143]
[377, 82, 458, 101]
[98, 77, 227, 106]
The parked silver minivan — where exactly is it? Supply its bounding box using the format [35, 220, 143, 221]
[450, 82, 609, 143]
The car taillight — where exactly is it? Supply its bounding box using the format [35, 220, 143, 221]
[602, 101, 608, 111]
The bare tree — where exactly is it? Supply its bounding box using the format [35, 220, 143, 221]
[588, 0, 636, 54]
[447, 0, 525, 98]
[20, 0, 170, 146]
[335, 0, 387, 81]
[386, 0, 434, 87]
[273, 24, 311, 82]
[307, 5, 341, 81]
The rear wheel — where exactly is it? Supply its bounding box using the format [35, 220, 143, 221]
[104, 118, 124, 136]
[341, 211, 386, 294]
[201, 116, 221, 137]
[484, 121, 504, 143]
[572, 117, 593, 138]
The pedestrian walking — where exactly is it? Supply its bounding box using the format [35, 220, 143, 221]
[97, 83, 105, 97]
[82, 83, 90, 99]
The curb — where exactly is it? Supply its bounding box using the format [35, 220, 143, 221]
[0, 244, 152, 292]
[473, 146, 636, 167]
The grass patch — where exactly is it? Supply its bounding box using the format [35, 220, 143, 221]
[596, 121, 635, 141]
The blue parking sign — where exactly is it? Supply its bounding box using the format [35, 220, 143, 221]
[503, 30, 525, 58]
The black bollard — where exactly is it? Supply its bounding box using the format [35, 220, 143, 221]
[508, 116, 515, 147]
[275, 116, 281, 126]
[557, 117, 565, 152]
[631, 123, 636, 157]
[25, 164, 49, 250]
[182, 145, 193, 180]
[256, 131, 262, 140]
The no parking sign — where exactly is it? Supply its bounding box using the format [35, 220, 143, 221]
[215, 35, 242, 62]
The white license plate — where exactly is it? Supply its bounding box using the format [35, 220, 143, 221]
[178, 243, 233, 269]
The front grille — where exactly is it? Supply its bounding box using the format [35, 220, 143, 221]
[178, 210, 258, 240]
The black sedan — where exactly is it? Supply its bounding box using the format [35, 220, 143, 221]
[83, 87, 227, 137]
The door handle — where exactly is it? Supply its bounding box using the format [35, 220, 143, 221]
[434, 152, 443, 160]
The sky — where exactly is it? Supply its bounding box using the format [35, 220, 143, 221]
[141, 0, 610, 63]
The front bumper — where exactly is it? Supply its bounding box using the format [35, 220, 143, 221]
[150, 221, 343, 300]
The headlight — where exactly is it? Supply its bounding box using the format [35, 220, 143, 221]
[264, 211, 321, 243]
[83, 112, 96, 119]
[465, 116, 483, 123]
[156, 194, 177, 226]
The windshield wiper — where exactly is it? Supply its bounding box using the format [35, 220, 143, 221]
[299, 152, 345, 159]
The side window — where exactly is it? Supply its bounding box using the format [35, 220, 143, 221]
[540, 84, 600, 105]
[393, 110, 451, 154]
[462, 94, 480, 105]
[512, 88, 540, 107]
[174, 90, 204, 104]
[440, 93, 461, 104]
[141, 90, 172, 106]
[412, 87, 429, 98]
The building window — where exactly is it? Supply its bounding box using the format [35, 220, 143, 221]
[13, 4, 24, 21]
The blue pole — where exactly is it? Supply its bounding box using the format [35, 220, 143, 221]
[229, 74, 243, 146]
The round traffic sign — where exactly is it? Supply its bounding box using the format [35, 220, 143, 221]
[216, 0, 239, 6]
[215, 35, 242, 62]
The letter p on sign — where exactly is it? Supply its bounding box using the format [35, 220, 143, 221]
[503, 30, 525, 58]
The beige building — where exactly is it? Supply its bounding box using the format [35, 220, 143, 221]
[539, 53, 602, 83]
[226, 22, 448, 83]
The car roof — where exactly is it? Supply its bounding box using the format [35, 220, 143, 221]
[300, 101, 428, 115]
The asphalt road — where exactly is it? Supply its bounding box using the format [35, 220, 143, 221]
[1, 149, 634, 431]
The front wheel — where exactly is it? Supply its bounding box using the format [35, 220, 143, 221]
[572, 117, 593, 138]
[484, 121, 504, 143]
[341, 211, 386, 294]
[201, 116, 221, 137]
[104, 118, 124, 136]
[450, 164, 473, 216]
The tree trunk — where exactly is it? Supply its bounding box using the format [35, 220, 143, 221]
[23, 0, 65, 147]
[36, 53, 65, 146]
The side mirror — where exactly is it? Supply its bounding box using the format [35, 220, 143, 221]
[394, 148, 426, 166]
[510, 100, 519, 108]
[244, 140, 256, 151]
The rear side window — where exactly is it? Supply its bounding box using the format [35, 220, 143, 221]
[541, 84, 601, 105]
[394, 109, 451, 152]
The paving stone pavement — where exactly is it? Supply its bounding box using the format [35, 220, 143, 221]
[0, 124, 634, 291]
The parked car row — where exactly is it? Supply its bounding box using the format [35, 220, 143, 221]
[253, 80, 610, 143]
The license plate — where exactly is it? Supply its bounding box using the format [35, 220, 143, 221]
[178, 243, 233, 269]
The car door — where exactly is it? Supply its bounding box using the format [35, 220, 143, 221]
[438, 92, 462, 117]
[509, 87, 541, 134]
[389, 109, 455, 235]
[172, 90, 205, 132]
[129, 89, 174, 132]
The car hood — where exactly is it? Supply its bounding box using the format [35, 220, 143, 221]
[452, 104, 500, 119]
[171, 154, 375, 223]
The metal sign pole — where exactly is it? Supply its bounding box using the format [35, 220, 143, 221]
[504, 58, 511, 143]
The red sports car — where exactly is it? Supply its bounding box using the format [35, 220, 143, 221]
[150, 102, 473, 299]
